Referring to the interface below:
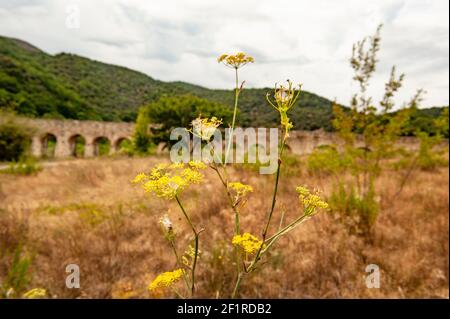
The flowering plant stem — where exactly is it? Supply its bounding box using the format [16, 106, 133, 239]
[231, 133, 287, 299]
[225, 67, 240, 165]
[247, 213, 310, 271]
[224, 68, 242, 236]
[175, 195, 200, 296]
[171, 287, 186, 299]
[169, 239, 191, 294]
[211, 66, 245, 293]
[210, 160, 240, 233]
[210, 65, 242, 235]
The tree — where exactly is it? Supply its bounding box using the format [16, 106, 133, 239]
[0, 111, 35, 161]
[132, 106, 152, 154]
[139, 94, 233, 148]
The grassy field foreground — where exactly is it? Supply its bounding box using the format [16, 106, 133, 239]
[0, 155, 448, 298]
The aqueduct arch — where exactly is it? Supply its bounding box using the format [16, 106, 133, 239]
[92, 136, 111, 156]
[41, 133, 57, 158]
[68, 134, 86, 157]
[114, 137, 130, 151]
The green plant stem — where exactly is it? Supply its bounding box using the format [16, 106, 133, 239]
[246, 213, 312, 274]
[265, 213, 310, 244]
[231, 272, 244, 299]
[231, 133, 287, 298]
[171, 287, 186, 299]
[217, 67, 243, 298]
[260, 139, 286, 245]
[210, 161, 242, 288]
[225, 67, 240, 165]
[211, 160, 240, 234]
[169, 239, 191, 293]
[175, 195, 199, 297]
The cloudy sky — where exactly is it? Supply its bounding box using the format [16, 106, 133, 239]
[0, 0, 448, 108]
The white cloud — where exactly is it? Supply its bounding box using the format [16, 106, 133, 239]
[0, 0, 448, 107]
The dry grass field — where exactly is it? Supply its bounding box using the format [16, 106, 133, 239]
[0, 154, 448, 298]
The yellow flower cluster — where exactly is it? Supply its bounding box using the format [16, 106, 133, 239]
[296, 186, 328, 214]
[23, 288, 47, 299]
[131, 172, 147, 184]
[188, 160, 207, 170]
[218, 52, 254, 69]
[228, 182, 253, 199]
[148, 269, 185, 291]
[232, 232, 264, 254]
[191, 116, 222, 141]
[266, 80, 302, 138]
[132, 162, 206, 200]
[182, 245, 201, 267]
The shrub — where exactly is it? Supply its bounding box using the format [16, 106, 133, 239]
[0, 112, 35, 161]
[328, 182, 378, 235]
[307, 145, 349, 176]
[0, 244, 32, 298]
[415, 131, 448, 170]
[328, 25, 422, 235]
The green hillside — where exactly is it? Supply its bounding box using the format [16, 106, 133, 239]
[0, 35, 334, 130]
[0, 35, 446, 131]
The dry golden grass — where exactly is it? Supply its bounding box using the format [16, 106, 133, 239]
[0, 154, 448, 298]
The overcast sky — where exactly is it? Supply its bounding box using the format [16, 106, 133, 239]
[0, 0, 448, 108]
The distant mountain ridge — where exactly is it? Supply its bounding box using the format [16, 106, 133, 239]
[0, 35, 447, 131]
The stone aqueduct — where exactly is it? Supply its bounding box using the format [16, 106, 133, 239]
[27, 119, 135, 158]
[25, 118, 419, 158]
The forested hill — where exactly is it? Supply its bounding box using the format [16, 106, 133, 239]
[0, 35, 446, 131]
[0, 35, 335, 130]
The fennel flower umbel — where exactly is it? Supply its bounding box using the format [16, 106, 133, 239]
[232, 232, 264, 254]
[131, 161, 207, 200]
[266, 80, 302, 139]
[191, 116, 222, 141]
[148, 269, 185, 291]
[218, 52, 254, 69]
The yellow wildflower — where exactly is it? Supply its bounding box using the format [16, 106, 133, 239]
[296, 186, 310, 197]
[182, 256, 190, 267]
[228, 182, 253, 204]
[134, 162, 206, 200]
[304, 194, 329, 209]
[218, 52, 254, 69]
[232, 233, 264, 254]
[148, 269, 184, 291]
[191, 116, 222, 141]
[181, 168, 204, 184]
[188, 160, 207, 170]
[131, 172, 147, 184]
[143, 174, 187, 199]
[23, 288, 47, 299]
[266, 80, 302, 138]
[182, 245, 201, 267]
[169, 162, 185, 169]
[296, 185, 328, 214]
[228, 182, 253, 196]
[149, 163, 169, 179]
[186, 245, 197, 258]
